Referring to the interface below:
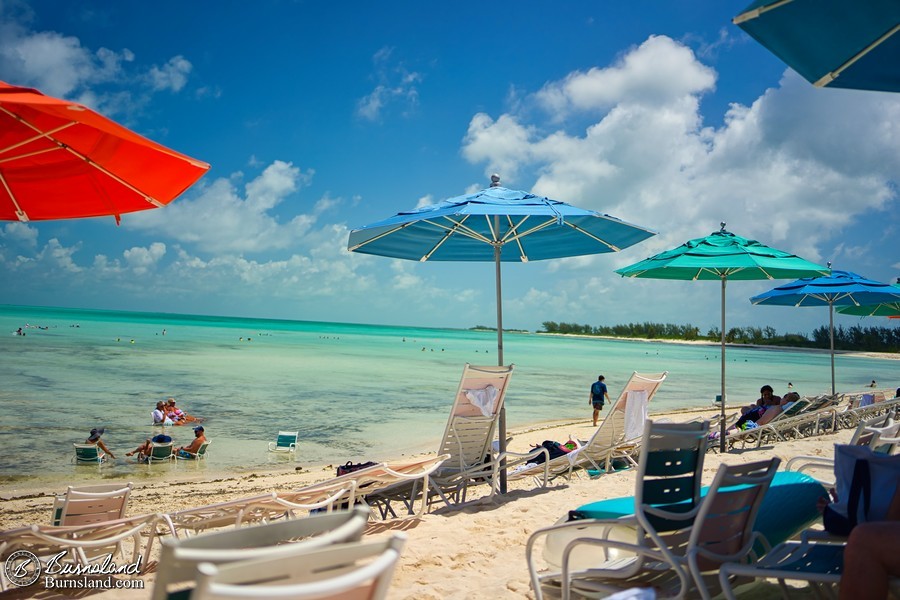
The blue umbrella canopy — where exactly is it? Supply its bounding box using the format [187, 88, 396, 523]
[349, 177, 657, 492]
[348, 184, 656, 263]
[734, 0, 900, 92]
[750, 269, 900, 393]
[616, 225, 830, 451]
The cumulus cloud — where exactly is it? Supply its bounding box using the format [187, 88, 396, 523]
[459, 34, 900, 329]
[147, 55, 192, 92]
[356, 46, 422, 122]
[127, 160, 317, 254]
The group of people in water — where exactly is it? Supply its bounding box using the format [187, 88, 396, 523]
[82, 397, 207, 463]
[152, 397, 201, 426]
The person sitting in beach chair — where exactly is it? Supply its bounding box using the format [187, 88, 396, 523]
[85, 427, 116, 459]
[127, 433, 173, 460]
[176, 426, 207, 459]
[153, 401, 175, 425]
[712, 385, 781, 438]
[166, 397, 200, 423]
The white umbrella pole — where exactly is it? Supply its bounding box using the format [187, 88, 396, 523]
[829, 302, 835, 395]
[494, 223, 508, 494]
[720, 277, 727, 453]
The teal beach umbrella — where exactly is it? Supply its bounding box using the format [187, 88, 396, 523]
[349, 175, 657, 491]
[615, 224, 830, 451]
[838, 301, 900, 318]
[750, 269, 900, 394]
[733, 0, 900, 92]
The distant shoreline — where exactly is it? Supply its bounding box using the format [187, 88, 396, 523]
[535, 331, 900, 361]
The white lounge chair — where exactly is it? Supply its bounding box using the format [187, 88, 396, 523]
[152, 506, 369, 600]
[51, 482, 133, 526]
[190, 533, 407, 600]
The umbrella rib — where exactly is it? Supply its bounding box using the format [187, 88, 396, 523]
[0, 171, 27, 221]
[562, 221, 621, 251]
[505, 215, 529, 262]
[732, 0, 794, 24]
[0, 146, 64, 165]
[422, 215, 471, 261]
[814, 23, 900, 87]
[347, 222, 415, 251]
[0, 114, 77, 157]
[426, 217, 492, 244]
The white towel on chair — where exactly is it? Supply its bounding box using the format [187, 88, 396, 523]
[466, 385, 498, 417]
[624, 390, 648, 440]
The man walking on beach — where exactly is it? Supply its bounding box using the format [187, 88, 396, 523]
[589, 375, 610, 426]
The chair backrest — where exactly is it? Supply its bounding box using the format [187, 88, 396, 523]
[191, 533, 407, 600]
[153, 506, 370, 600]
[73, 443, 104, 463]
[56, 483, 133, 526]
[149, 442, 174, 461]
[275, 432, 298, 450]
[437, 364, 514, 472]
[634, 420, 709, 537]
[688, 458, 780, 573]
[196, 441, 211, 457]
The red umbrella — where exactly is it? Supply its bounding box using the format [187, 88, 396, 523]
[0, 80, 209, 223]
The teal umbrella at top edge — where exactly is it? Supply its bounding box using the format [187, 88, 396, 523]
[615, 224, 830, 452]
[733, 0, 900, 92]
[750, 269, 900, 395]
[348, 175, 658, 492]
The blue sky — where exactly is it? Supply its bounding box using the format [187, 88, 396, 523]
[1, 1, 898, 336]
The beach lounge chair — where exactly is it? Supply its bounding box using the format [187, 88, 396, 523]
[528, 420, 778, 600]
[268, 431, 298, 454]
[51, 482, 133, 526]
[0, 513, 162, 592]
[163, 494, 285, 538]
[152, 506, 369, 600]
[145, 441, 175, 463]
[190, 533, 406, 600]
[369, 364, 545, 512]
[527, 419, 709, 599]
[73, 442, 106, 464]
[176, 440, 211, 460]
[508, 371, 668, 484]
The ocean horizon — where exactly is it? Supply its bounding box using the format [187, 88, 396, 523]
[1, 303, 896, 491]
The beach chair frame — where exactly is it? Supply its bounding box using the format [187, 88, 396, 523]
[176, 440, 211, 460]
[73, 443, 106, 464]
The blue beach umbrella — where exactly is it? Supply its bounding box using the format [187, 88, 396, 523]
[348, 175, 657, 491]
[750, 269, 900, 394]
[733, 0, 900, 92]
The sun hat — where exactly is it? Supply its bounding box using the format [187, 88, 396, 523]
[193, 425, 204, 432]
[88, 427, 105, 441]
[152, 434, 172, 443]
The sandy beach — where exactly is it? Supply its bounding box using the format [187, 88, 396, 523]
[0, 406, 853, 599]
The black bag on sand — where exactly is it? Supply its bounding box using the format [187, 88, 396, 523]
[336, 460, 378, 477]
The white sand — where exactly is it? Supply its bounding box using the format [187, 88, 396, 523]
[0, 408, 850, 599]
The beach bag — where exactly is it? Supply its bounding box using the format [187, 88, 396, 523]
[823, 444, 900, 535]
[336, 460, 378, 477]
[532, 441, 571, 465]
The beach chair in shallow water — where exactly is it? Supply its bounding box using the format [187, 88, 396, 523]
[176, 440, 211, 460]
[0, 513, 162, 592]
[268, 431, 298, 454]
[152, 506, 369, 600]
[73, 443, 106, 464]
[51, 482, 132, 526]
[145, 441, 175, 463]
[190, 533, 406, 600]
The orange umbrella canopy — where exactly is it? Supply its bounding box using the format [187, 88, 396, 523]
[0, 80, 209, 222]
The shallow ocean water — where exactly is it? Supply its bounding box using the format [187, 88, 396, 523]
[1, 304, 895, 489]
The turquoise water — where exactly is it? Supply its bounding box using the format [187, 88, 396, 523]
[1, 304, 896, 489]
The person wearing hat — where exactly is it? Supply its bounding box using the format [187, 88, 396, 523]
[176, 425, 207, 459]
[85, 428, 116, 459]
[166, 397, 199, 423]
[126, 433, 173, 460]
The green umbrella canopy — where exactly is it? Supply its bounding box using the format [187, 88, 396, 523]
[615, 227, 831, 281]
[615, 224, 830, 451]
[837, 301, 900, 317]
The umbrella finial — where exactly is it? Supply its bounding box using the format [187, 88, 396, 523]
[720, 221, 726, 232]
[827, 261, 832, 269]
[490, 174, 501, 188]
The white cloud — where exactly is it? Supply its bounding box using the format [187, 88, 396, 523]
[0, 223, 39, 248]
[147, 55, 192, 92]
[126, 160, 317, 254]
[356, 46, 422, 122]
[123, 242, 166, 274]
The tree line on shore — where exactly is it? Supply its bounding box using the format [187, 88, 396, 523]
[539, 321, 900, 353]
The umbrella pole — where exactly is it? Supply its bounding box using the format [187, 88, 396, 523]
[720, 277, 727, 453]
[494, 229, 508, 494]
[829, 302, 835, 395]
